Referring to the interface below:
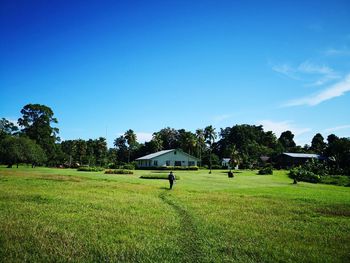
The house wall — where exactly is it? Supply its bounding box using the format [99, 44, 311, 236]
[137, 150, 198, 167]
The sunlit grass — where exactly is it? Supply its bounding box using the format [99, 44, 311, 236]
[0, 166, 349, 262]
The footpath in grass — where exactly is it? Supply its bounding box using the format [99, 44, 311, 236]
[0, 166, 350, 262]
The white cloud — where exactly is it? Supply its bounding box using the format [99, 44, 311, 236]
[285, 74, 350, 106]
[272, 64, 299, 80]
[324, 124, 350, 133]
[136, 132, 153, 143]
[297, 61, 334, 75]
[115, 132, 153, 143]
[272, 60, 340, 86]
[258, 120, 311, 137]
[258, 120, 312, 146]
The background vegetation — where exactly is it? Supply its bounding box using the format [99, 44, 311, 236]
[1, 104, 350, 177]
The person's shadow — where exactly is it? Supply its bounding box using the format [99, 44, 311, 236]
[159, 186, 171, 190]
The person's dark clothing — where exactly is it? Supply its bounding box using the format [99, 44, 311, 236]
[168, 172, 175, 189]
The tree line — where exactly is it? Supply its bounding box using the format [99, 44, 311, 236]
[1, 104, 349, 175]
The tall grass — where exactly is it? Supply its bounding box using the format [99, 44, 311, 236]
[0, 166, 349, 262]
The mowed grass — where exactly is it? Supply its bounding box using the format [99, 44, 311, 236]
[0, 167, 349, 262]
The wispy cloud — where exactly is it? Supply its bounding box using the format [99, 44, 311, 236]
[272, 60, 340, 86]
[324, 124, 350, 133]
[272, 64, 300, 80]
[284, 74, 350, 106]
[258, 120, 311, 137]
[323, 47, 350, 57]
[258, 120, 312, 145]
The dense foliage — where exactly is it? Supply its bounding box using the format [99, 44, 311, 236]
[1, 104, 349, 176]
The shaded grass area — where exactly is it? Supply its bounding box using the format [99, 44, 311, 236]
[140, 173, 181, 180]
[0, 166, 350, 262]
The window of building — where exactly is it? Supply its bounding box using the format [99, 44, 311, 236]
[166, 160, 170, 166]
[153, 160, 158, 166]
[174, 151, 177, 155]
[174, 161, 181, 166]
[188, 161, 195, 166]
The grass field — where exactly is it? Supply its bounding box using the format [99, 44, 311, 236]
[0, 166, 349, 262]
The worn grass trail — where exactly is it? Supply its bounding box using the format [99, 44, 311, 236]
[159, 191, 205, 262]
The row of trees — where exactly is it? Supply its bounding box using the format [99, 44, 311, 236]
[1, 104, 349, 174]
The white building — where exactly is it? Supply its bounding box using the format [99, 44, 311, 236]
[135, 149, 199, 168]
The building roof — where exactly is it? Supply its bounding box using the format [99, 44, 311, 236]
[283, 152, 321, 159]
[222, 158, 230, 162]
[135, 149, 200, 161]
[136, 150, 174, 160]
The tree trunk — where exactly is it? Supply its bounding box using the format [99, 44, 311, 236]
[209, 149, 212, 174]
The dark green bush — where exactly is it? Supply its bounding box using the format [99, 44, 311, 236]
[105, 169, 133, 175]
[77, 166, 104, 172]
[258, 167, 273, 175]
[121, 164, 135, 170]
[140, 174, 180, 180]
[320, 175, 350, 187]
[289, 167, 321, 183]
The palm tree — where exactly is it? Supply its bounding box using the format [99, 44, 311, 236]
[124, 129, 137, 163]
[152, 132, 163, 152]
[204, 125, 217, 174]
[229, 145, 241, 170]
[195, 129, 205, 167]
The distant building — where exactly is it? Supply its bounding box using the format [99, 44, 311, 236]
[276, 152, 325, 168]
[135, 149, 199, 168]
[222, 158, 230, 168]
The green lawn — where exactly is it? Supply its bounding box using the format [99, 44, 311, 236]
[0, 167, 349, 262]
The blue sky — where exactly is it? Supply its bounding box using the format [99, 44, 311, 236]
[1, 0, 350, 147]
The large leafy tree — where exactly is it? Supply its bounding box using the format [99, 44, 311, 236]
[0, 136, 46, 168]
[114, 135, 128, 163]
[311, 133, 326, 154]
[178, 129, 196, 155]
[0, 118, 19, 140]
[204, 125, 217, 174]
[278, 130, 296, 152]
[17, 104, 59, 163]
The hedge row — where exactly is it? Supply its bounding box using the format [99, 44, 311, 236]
[140, 174, 180, 180]
[105, 169, 133, 175]
[77, 166, 104, 172]
[137, 166, 198, 171]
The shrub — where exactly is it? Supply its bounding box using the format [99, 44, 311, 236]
[105, 169, 133, 175]
[140, 174, 180, 180]
[289, 167, 321, 184]
[77, 166, 104, 172]
[258, 166, 273, 175]
[320, 175, 350, 187]
[121, 164, 135, 170]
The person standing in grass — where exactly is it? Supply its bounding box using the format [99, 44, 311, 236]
[168, 171, 176, 189]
